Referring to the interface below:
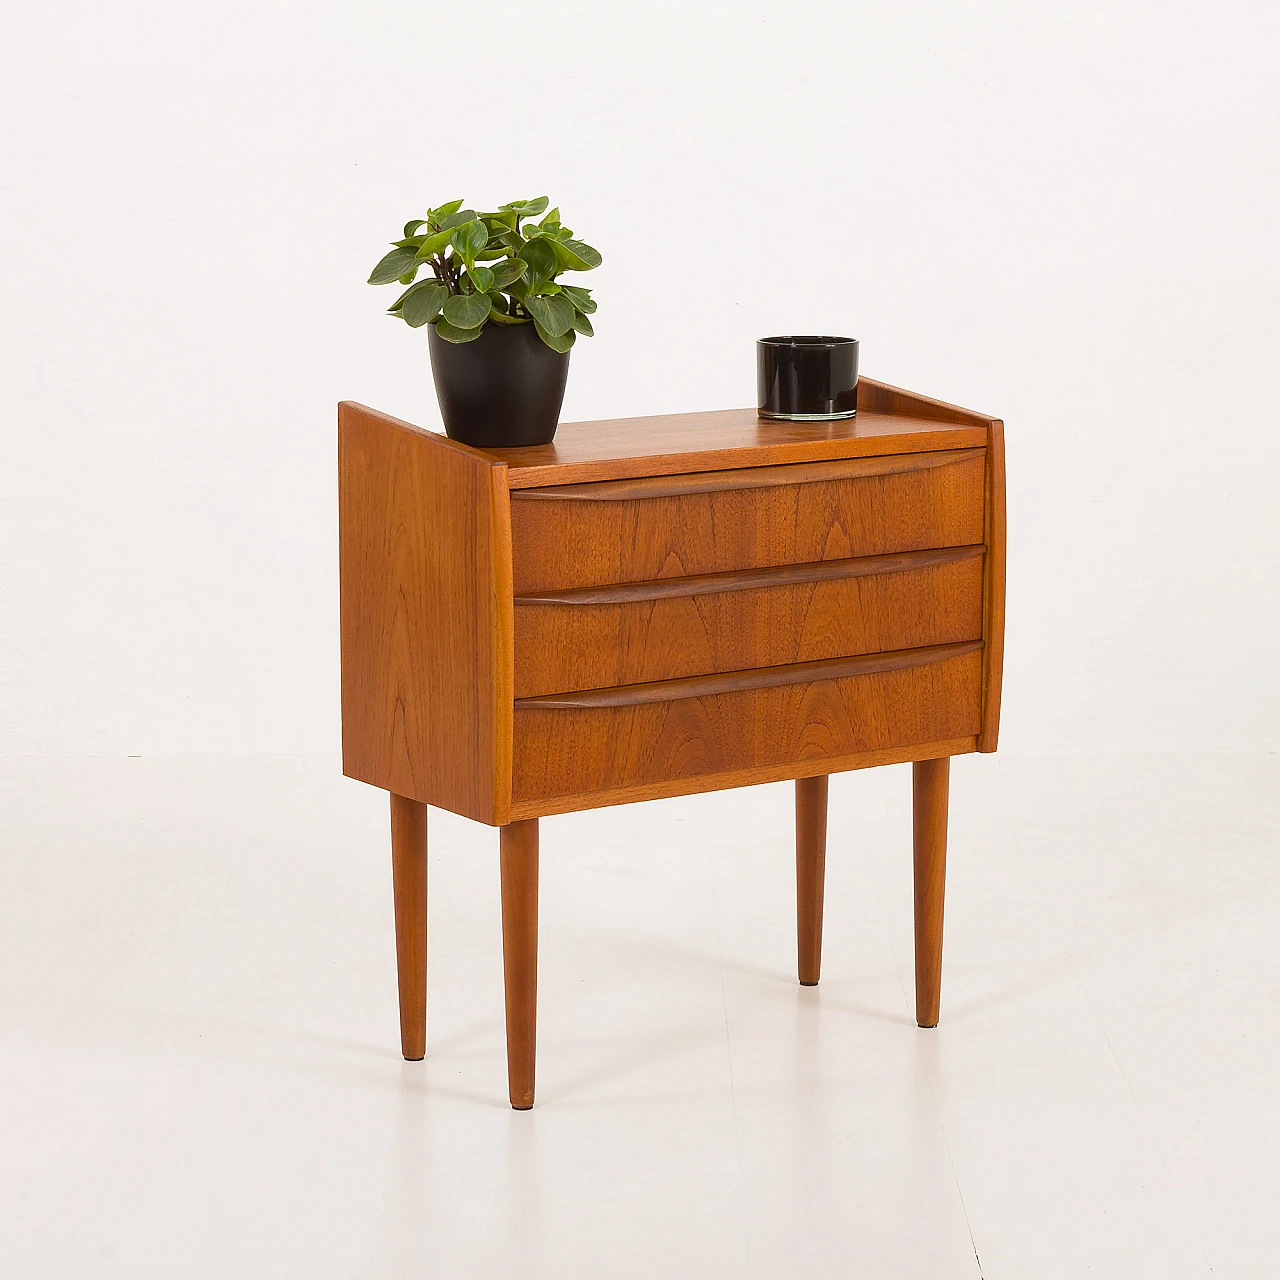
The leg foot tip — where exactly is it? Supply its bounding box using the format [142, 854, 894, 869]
[916, 1019, 938, 1029]
[402, 1052, 425, 1062]
[798, 978, 820, 987]
[510, 1100, 534, 1111]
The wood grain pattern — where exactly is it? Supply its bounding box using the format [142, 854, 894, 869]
[389, 793, 427, 1061]
[507, 736, 976, 821]
[513, 449, 983, 501]
[979, 420, 1007, 752]
[512, 645, 983, 806]
[481, 378, 992, 489]
[341, 382, 1004, 1107]
[515, 545, 983, 606]
[516, 641, 981, 709]
[857, 378, 998, 428]
[514, 549, 984, 697]
[796, 775, 828, 986]
[510, 449, 986, 593]
[500, 819, 539, 1110]
[338, 403, 515, 825]
[913, 756, 950, 1028]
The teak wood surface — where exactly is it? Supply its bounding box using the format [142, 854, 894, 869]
[795, 775, 829, 987]
[389, 794, 427, 1061]
[509, 448, 986, 594]
[913, 757, 950, 1028]
[511, 643, 983, 805]
[514, 546, 985, 697]
[500, 819, 539, 1110]
[339, 404, 514, 824]
[338, 378, 1006, 1106]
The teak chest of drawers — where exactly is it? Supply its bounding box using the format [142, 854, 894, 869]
[339, 379, 1006, 1108]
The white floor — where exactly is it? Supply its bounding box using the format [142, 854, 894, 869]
[2, 752, 1278, 1278]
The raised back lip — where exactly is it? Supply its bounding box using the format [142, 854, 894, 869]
[758, 335, 858, 346]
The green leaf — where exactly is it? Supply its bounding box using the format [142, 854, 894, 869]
[432, 198, 465, 220]
[442, 292, 492, 330]
[434, 318, 484, 343]
[394, 235, 427, 250]
[450, 220, 488, 259]
[533, 321, 575, 353]
[403, 219, 428, 238]
[438, 208, 477, 233]
[488, 258, 527, 290]
[523, 293, 575, 337]
[401, 281, 448, 327]
[499, 196, 549, 217]
[388, 278, 435, 311]
[539, 207, 560, 228]
[467, 265, 495, 292]
[368, 247, 420, 285]
[415, 228, 454, 259]
[488, 295, 526, 325]
[551, 238, 602, 271]
[397, 270, 418, 285]
[485, 226, 522, 251]
[570, 310, 594, 337]
[517, 237, 558, 287]
[560, 284, 596, 314]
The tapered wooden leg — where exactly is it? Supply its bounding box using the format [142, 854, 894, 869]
[500, 819, 539, 1110]
[390, 793, 428, 1061]
[913, 757, 950, 1028]
[796, 774, 829, 986]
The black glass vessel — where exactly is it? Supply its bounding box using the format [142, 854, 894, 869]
[757, 336, 859, 421]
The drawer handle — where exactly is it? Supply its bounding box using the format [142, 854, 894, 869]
[514, 641, 982, 710]
[515, 545, 985, 606]
[512, 449, 984, 502]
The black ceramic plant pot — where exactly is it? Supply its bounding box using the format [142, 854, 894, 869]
[757, 335, 859, 421]
[428, 322, 570, 448]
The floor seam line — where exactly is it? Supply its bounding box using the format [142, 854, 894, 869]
[940, 1119, 985, 1279]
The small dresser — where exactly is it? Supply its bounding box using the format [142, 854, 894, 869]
[338, 379, 1006, 1108]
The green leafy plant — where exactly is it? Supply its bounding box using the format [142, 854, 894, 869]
[367, 197, 600, 353]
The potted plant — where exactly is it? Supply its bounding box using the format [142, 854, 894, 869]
[368, 197, 601, 448]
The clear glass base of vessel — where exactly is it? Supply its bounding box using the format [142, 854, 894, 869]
[757, 409, 858, 421]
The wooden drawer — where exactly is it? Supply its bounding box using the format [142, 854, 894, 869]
[514, 545, 984, 697]
[511, 641, 983, 808]
[510, 449, 986, 593]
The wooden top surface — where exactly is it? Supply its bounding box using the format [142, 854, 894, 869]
[342, 379, 1000, 490]
[490, 379, 998, 487]
[492, 409, 986, 488]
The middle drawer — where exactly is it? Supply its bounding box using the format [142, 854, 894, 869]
[514, 545, 985, 698]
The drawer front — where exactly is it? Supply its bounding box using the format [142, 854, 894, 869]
[511, 642, 983, 807]
[514, 546, 984, 697]
[510, 449, 986, 593]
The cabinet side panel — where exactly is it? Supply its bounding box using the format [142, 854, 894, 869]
[979, 422, 1006, 751]
[338, 403, 513, 823]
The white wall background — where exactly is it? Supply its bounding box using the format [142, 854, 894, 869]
[1, 0, 1277, 757]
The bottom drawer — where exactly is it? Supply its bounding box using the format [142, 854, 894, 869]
[511, 641, 982, 808]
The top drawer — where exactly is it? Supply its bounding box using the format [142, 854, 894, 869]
[510, 448, 986, 593]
